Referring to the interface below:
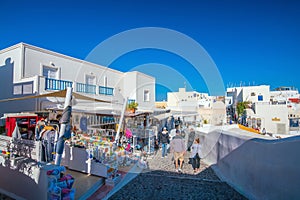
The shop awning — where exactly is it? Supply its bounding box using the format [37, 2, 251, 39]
[153, 112, 172, 121]
[0, 89, 111, 103]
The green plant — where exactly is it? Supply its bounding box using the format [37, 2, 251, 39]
[236, 101, 250, 117]
[127, 102, 138, 110]
[203, 119, 208, 124]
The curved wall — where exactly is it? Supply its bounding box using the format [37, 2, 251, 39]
[199, 129, 300, 199]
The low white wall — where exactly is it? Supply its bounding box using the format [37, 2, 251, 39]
[0, 161, 48, 200]
[199, 129, 300, 200]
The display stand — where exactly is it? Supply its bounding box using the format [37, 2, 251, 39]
[62, 144, 112, 178]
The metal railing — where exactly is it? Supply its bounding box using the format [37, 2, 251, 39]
[45, 78, 73, 91]
[44, 78, 114, 96]
[76, 83, 96, 94]
[99, 86, 114, 96]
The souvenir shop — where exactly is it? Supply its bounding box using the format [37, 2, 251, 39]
[59, 111, 154, 180]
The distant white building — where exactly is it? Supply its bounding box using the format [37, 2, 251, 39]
[167, 88, 226, 125]
[0, 43, 155, 117]
[167, 88, 209, 111]
[226, 85, 296, 134]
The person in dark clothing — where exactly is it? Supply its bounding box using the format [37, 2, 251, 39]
[159, 127, 170, 158]
[175, 117, 182, 129]
[187, 128, 196, 151]
[154, 139, 159, 155]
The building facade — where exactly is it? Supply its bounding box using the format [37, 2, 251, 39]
[167, 88, 226, 125]
[0, 43, 155, 117]
[226, 85, 300, 134]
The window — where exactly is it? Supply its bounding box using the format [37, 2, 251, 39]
[251, 92, 256, 96]
[43, 66, 58, 79]
[128, 99, 136, 104]
[13, 85, 22, 95]
[23, 83, 33, 94]
[258, 95, 263, 101]
[86, 74, 96, 85]
[144, 90, 150, 102]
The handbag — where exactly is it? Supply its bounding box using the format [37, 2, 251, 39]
[194, 145, 200, 159]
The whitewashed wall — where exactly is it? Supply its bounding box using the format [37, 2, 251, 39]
[241, 85, 270, 103]
[0, 43, 156, 116]
[255, 103, 289, 134]
[0, 45, 37, 116]
[23, 46, 124, 91]
[200, 129, 300, 200]
[0, 45, 22, 91]
[123, 72, 137, 100]
[136, 72, 155, 109]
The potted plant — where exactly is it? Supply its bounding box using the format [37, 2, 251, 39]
[127, 102, 138, 113]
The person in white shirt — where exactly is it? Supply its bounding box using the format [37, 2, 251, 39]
[190, 138, 201, 174]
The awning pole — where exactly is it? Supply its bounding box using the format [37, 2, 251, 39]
[115, 97, 128, 145]
[55, 87, 73, 166]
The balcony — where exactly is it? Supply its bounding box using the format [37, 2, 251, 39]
[76, 83, 96, 94]
[99, 86, 114, 96]
[44, 78, 114, 96]
[45, 78, 73, 91]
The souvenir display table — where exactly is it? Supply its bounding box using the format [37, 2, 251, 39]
[61, 134, 138, 178]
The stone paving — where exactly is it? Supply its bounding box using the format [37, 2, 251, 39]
[108, 149, 248, 200]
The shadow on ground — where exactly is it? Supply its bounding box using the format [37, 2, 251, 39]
[108, 166, 248, 200]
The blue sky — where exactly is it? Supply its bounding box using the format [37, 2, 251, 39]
[1, 0, 300, 100]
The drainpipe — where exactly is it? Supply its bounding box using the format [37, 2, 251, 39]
[20, 43, 25, 79]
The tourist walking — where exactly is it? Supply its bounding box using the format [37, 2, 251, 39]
[159, 127, 170, 158]
[154, 139, 159, 155]
[174, 117, 182, 129]
[35, 117, 46, 140]
[187, 128, 196, 151]
[170, 129, 186, 173]
[190, 138, 201, 174]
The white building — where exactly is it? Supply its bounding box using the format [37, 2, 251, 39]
[227, 85, 270, 105]
[167, 88, 209, 111]
[226, 85, 290, 134]
[0, 43, 155, 117]
[167, 88, 226, 125]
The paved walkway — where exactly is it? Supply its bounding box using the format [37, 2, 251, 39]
[0, 150, 248, 200]
[107, 149, 248, 200]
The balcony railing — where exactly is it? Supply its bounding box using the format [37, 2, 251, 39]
[76, 83, 96, 94]
[45, 78, 73, 91]
[44, 78, 114, 96]
[99, 86, 114, 96]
